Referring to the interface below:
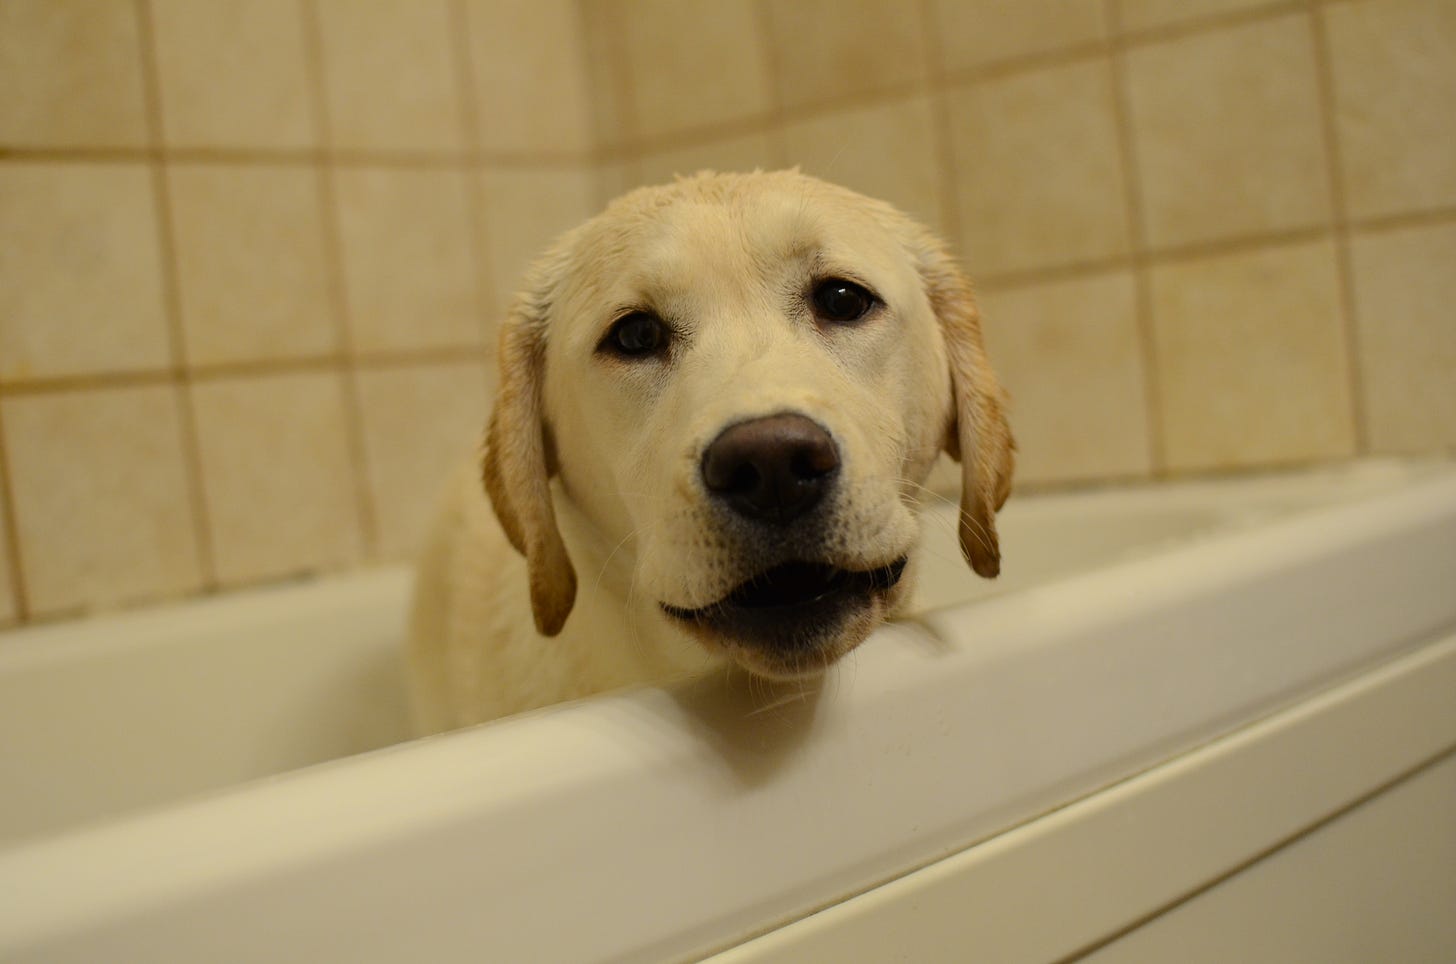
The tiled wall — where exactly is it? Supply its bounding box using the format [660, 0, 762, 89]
[0, 0, 599, 625]
[593, 0, 1455, 489]
[2, 0, 1453, 627]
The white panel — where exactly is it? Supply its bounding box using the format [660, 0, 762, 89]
[710, 635, 1456, 963]
[1086, 754, 1456, 964]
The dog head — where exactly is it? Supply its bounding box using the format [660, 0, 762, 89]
[484, 171, 1012, 678]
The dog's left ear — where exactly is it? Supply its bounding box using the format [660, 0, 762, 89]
[482, 287, 577, 636]
[918, 241, 1015, 578]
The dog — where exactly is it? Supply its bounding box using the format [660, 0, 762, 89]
[407, 170, 1013, 733]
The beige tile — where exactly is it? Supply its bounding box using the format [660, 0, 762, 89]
[1325, 0, 1456, 219]
[620, 0, 772, 139]
[980, 271, 1152, 484]
[1119, 0, 1278, 32]
[0, 0, 149, 148]
[783, 94, 945, 235]
[314, 0, 463, 154]
[597, 158, 645, 207]
[1149, 241, 1355, 472]
[1349, 223, 1456, 454]
[150, 0, 315, 149]
[932, 0, 1108, 72]
[2, 386, 202, 617]
[479, 167, 598, 318]
[0, 163, 170, 381]
[466, 0, 593, 155]
[0, 484, 16, 624]
[356, 362, 490, 559]
[191, 371, 363, 586]
[168, 164, 337, 366]
[947, 60, 1132, 276]
[637, 130, 781, 188]
[764, 0, 927, 109]
[1124, 15, 1331, 249]
[335, 169, 482, 354]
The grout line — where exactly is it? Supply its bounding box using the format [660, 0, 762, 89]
[604, 0, 643, 177]
[1112, 0, 1306, 49]
[619, 79, 934, 165]
[0, 146, 167, 164]
[615, 114, 780, 167]
[299, 0, 380, 561]
[749, 0, 789, 170]
[330, 149, 591, 169]
[0, 145, 599, 169]
[1308, 2, 1369, 456]
[1106, 0, 1167, 476]
[0, 370, 178, 397]
[0, 349, 500, 397]
[448, 0, 502, 341]
[940, 39, 1112, 90]
[966, 221, 1397, 292]
[1350, 204, 1456, 235]
[0, 403, 32, 624]
[354, 346, 493, 370]
[133, 0, 218, 591]
[918, 0, 967, 250]
[575, 0, 618, 174]
[1142, 224, 1333, 265]
[978, 255, 1137, 292]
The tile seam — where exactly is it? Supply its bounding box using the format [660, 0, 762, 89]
[134, 0, 218, 592]
[0, 404, 31, 623]
[1105, 0, 1165, 476]
[448, 0, 502, 345]
[299, 0, 380, 562]
[918, 0, 966, 251]
[1308, 1, 1369, 454]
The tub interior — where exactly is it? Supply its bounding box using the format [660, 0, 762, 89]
[0, 459, 1440, 845]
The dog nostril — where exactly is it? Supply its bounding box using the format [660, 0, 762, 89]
[701, 414, 840, 525]
[791, 446, 837, 480]
[727, 463, 760, 494]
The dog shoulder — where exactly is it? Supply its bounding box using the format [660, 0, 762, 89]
[406, 460, 538, 732]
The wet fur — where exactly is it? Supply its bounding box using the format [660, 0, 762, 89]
[408, 171, 1012, 733]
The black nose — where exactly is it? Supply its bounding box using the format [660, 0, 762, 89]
[701, 414, 840, 525]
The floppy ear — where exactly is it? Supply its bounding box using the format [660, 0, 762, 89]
[481, 301, 577, 636]
[920, 246, 1015, 578]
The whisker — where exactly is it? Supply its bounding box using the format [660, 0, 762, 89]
[746, 686, 811, 717]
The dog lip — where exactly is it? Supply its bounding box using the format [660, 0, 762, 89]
[661, 557, 908, 624]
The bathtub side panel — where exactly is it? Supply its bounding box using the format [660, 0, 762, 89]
[706, 635, 1456, 964]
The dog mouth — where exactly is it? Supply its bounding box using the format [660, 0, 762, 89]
[661, 557, 908, 672]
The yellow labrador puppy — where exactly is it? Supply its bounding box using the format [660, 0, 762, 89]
[408, 171, 1012, 733]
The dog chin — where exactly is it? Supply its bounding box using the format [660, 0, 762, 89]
[660, 557, 909, 678]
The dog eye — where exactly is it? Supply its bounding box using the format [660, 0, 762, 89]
[601, 311, 668, 358]
[811, 279, 876, 324]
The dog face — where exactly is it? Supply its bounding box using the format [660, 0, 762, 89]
[485, 171, 1012, 679]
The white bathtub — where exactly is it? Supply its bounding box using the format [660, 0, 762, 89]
[2, 460, 1454, 961]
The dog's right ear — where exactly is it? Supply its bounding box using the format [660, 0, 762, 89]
[482, 297, 576, 637]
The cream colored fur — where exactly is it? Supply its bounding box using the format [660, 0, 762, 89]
[408, 171, 1012, 734]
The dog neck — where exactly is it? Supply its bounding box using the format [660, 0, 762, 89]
[550, 482, 723, 683]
